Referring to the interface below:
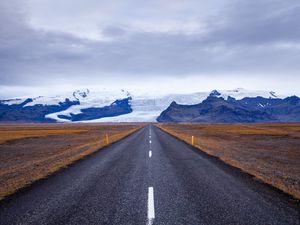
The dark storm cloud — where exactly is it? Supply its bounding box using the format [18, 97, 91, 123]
[0, 0, 300, 87]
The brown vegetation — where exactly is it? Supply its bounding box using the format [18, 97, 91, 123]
[157, 123, 300, 199]
[0, 123, 143, 200]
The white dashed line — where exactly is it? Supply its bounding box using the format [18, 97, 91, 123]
[147, 187, 155, 225]
[147, 127, 154, 224]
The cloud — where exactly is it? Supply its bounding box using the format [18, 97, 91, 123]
[0, 0, 299, 95]
[207, 0, 300, 45]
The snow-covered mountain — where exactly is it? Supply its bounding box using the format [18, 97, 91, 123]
[0, 88, 289, 123]
[45, 89, 131, 122]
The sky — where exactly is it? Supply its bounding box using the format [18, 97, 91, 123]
[0, 0, 300, 98]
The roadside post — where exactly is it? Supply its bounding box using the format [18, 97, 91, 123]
[106, 133, 109, 145]
[192, 135, 195, 146]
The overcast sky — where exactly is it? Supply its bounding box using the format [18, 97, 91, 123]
[0, 0, 300, 98]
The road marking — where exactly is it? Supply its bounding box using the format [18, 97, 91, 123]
[149, 140, 152, 144]
[147, 187, 155, 225]
[149, 151, 152, 158]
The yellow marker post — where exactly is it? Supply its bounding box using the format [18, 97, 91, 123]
[191, 135, 195, 146]
[106, 133, 109, 145]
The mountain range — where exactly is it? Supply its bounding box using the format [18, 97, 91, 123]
[157, 95, 300, 123]
[0, 88, 299, 123]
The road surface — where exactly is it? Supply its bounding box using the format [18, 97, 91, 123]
[0, 125, 299, 225]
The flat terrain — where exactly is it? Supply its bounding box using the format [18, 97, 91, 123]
[157, 123, 300, 199]
[0, 123, 142, 200]
[0, 125, 298, 225]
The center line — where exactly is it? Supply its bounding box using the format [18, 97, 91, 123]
[147, 187, 155, 225]
[149, 140, 152, 144]
[149, 151, 152, 158]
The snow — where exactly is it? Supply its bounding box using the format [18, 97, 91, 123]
[73, 89, 90, 100]
[21, 89, 90, 107]
[24, 96, 76, 107]
[79, 111, 161, 123]
[1, 98, 26, 105]
[1, 87, 287, 122]
[216, 88, 284, 100]
[45, 88, 130, 122]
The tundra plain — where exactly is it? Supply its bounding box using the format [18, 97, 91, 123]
[157, 123, 300, 199]
[0, 123, 142, 200]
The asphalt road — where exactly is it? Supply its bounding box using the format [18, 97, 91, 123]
[0, 125, 299, 225]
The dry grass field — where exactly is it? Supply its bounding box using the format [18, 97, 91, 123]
[0, 123, 143, 200]
[157, 123, 300, 199]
